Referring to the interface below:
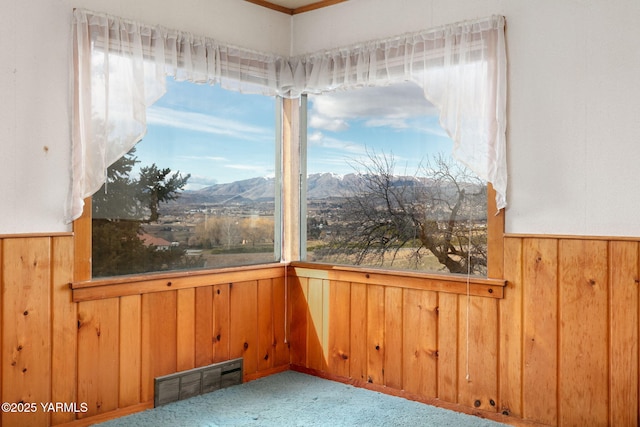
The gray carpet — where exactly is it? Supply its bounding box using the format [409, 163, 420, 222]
[96, 371, 507, 427]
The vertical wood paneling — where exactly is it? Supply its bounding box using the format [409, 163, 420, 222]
[141, 291, 177, 402]
[258, 279, 274, 371]
[487, 184, 504, 279]
[118, 295, 141, 408]
[499, 237, 523, 418]
[328, 281, 350, 377]
[50, 236, 77, 426]
[322, 280, 329, 371]
[8, 232, 640, 427]
[608, 241, 638, 426]
[366, 285, 385, 385]
[349, 283, 367, 381]
[194, 286, 212, 367]
[2, 238, 51, 427]
[213, 284, 230, 363]
[229, 281, 258, 375]
[457, 295, 498, 412]
[383, 287, 403, 389]
[437, 292, 458, 403]
[289, 276, 308, 366]
[402, 289, 437, 397]
[522, 238, 558, 425]
[558, 240, 609, 426]
[177, 288, 196, 371]
[73, 199, 92, 282]
[271, 276, 289, 367]
[307, 277, 326, 371]
[77, 299, 120, 416]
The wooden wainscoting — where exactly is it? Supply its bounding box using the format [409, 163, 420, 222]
[289, 237, 640, 427]
[500, 237, 638, 427]
[74, 275, 289, 419]
[288, 263, 507, 418]
[0, 235, 76, 426]
[0, 233, 289, 427]
[1, 233, 639, 426]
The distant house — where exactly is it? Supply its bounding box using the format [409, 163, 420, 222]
[140, 233, 172, 251]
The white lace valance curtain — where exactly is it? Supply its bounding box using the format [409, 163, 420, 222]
[68, 9, 506, 222]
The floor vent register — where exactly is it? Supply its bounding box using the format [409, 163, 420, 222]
[154, 358, 243, 407]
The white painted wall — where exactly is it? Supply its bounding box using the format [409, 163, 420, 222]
[0, 0, 289, 234]
[3, 0, 640, 237]
[293, 0, 640, 237]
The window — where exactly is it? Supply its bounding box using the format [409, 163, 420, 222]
[91, 79, 280, 278]
[71, 10, 506, 282]
[302, 83, 489, 276]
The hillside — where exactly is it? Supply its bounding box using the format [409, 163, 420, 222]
[178, 173, 427, 204]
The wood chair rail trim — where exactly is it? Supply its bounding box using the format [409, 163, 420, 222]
[290, 262, 506, 299]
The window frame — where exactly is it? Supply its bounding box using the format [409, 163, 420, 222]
[296, 91, 505, 279]
[72, 96, 503, 292]
[71, 14, 506, 286]
[74, 87, 285, 284]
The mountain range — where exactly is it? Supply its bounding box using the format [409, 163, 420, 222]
[178, 172, 427, 204]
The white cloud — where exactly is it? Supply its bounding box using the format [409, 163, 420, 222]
[307, 133, 367, 156]
[411, 123, 450, 139]
[188, 175, 218, 185]
[308, 131, 324, 142]
[308, 82, 440, 133]
[308, 115, 349, 132]
[226, 164, 262, 171]
[364, 117, 410, 129]
[179, 155, 228, 162]
[146, 106, 272, 142]
[183, 175, 218, 191]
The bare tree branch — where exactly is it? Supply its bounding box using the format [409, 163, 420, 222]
[317, 150, 487, 275]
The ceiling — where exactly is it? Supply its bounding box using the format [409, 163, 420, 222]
[245, 0, 348, 15]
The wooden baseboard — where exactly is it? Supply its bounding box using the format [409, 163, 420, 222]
[55, 402, 153, 427]
[244, 364, 290, 382]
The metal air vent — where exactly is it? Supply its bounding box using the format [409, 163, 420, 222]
[154, 358, 243, 407]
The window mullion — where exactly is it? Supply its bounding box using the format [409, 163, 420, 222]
[281, 97, 302, 263]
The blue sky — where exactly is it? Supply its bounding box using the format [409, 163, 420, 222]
[307, 82, 453, 177]
[138, 79, 276, 190]
[135, 78, 453, 190]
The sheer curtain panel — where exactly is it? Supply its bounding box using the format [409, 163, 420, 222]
[288, 15, 507, 209]
[68, 10, 506, 222]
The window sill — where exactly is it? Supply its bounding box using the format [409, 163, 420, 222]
[289, 262, 506, 299]
[70, 263, 285, 302]
[70, 261, 507, 302]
